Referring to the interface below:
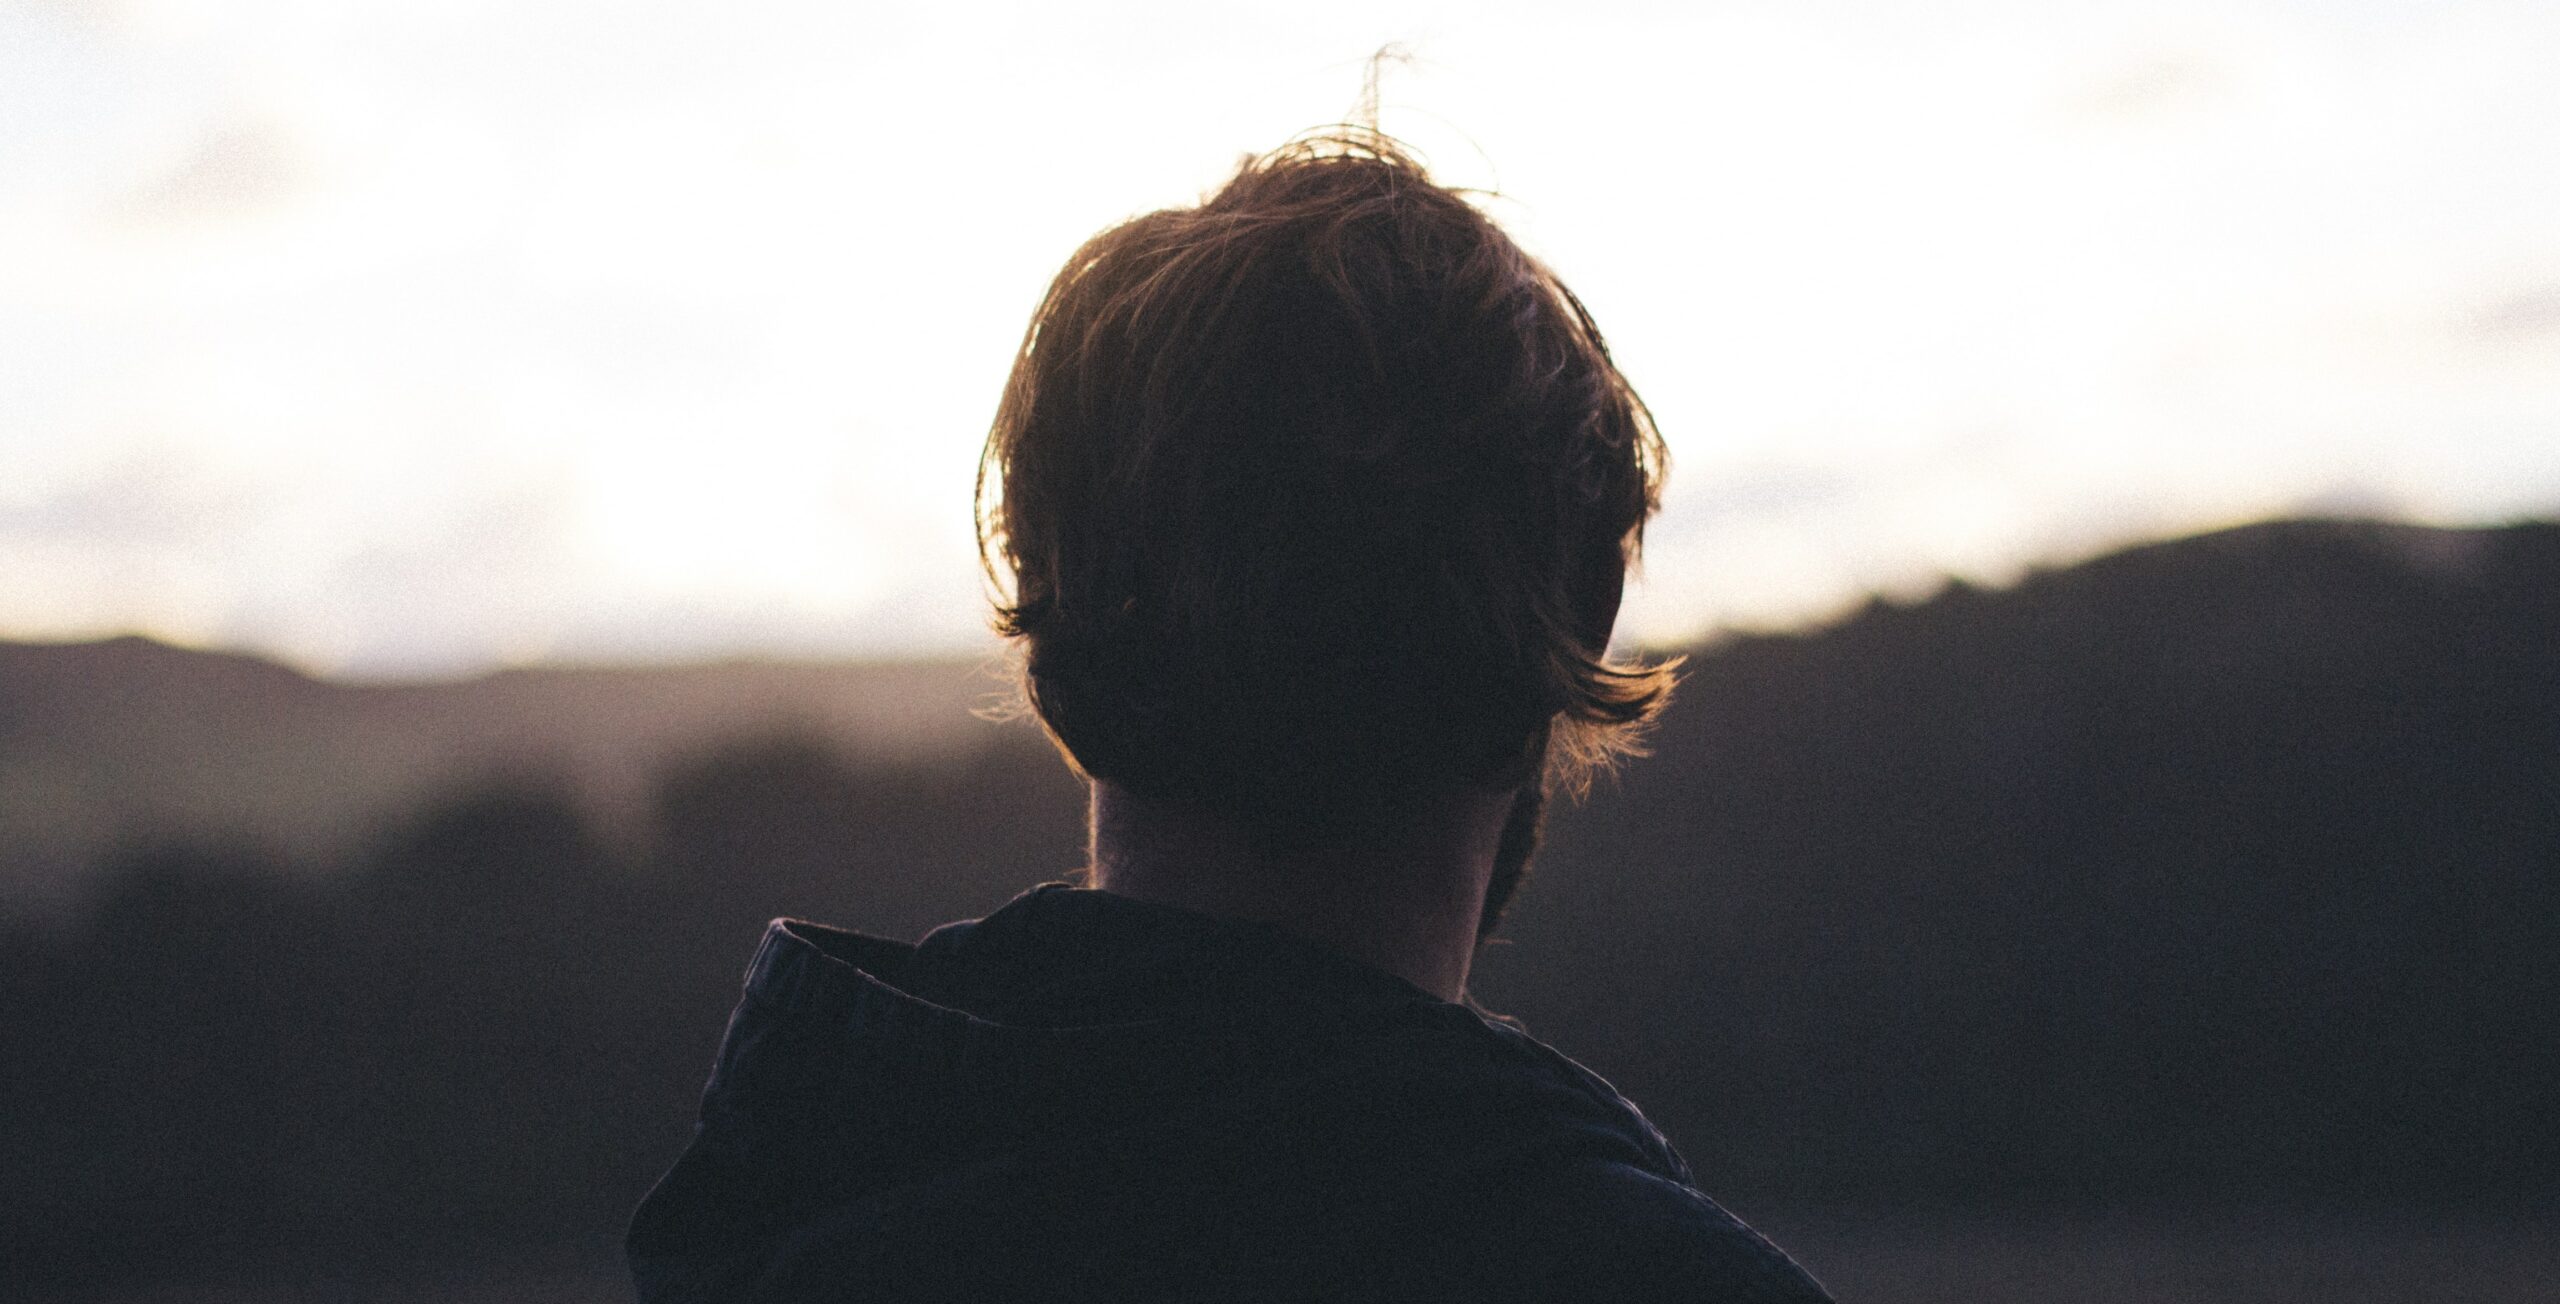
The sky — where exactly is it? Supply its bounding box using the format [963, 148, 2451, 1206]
[4, 0, 2556, 678]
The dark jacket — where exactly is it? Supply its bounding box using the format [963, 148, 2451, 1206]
[629, 884, 1832, 1302]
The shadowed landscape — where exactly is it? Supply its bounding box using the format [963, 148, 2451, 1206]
[4, 517, 2555, 1301]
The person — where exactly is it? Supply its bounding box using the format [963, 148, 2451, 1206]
[627, 130, 1834, 1303]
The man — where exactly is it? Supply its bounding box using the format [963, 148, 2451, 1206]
[628, 131, 1833, 1303]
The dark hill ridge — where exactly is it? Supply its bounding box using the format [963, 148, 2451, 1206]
[2, 516, 2552, 917]
[0, 637, 1013, 913]
[1472, 514, 2560, 1204]
[2, 515, 2556, 1288]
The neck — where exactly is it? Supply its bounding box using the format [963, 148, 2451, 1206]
[1085, 782, 1508, 1002]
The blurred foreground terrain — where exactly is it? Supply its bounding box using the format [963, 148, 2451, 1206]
[3, 517, 2555, 1302]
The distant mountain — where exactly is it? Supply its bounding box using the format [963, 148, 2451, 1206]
[0, 637, 1016, 912]
[4, 515, 2556, 1289]
[1473, 515, 2560, 1203]
[6, 517, 2551, 918]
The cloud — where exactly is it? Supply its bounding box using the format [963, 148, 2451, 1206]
[0, 454, 258, 547]
[223, 480, 586, 677]
[22, 0, 127, 33]
[2463, 282, 2560, 343]
[107, 118, 314, 225]
[2065, 49, 2230, 121]
[1672, 462, 1866, 523]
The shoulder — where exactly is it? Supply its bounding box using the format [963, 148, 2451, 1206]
[1350, 1155, 1831, 1304]
[1365, 1010, 1834, 1303]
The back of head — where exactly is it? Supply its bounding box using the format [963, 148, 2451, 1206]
[981, 130, 1674, 848]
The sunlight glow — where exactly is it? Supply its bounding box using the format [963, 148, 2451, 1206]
[3, 0, 2555, 674]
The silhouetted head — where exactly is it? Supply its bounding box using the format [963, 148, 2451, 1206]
[980, 130, 1675, 858]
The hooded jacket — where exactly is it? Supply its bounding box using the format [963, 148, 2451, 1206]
[628, 884, 1832, 1303]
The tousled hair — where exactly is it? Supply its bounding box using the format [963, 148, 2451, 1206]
[978, 129, 1676, 848]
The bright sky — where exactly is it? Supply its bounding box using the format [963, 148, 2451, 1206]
[4, 0, 2556, 677]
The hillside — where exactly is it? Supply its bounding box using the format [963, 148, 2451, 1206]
[3, 515, 2556, 1291]
[1475, 515, 2560, 1202]
[7, 516, 2545, 910]
[0, 638, 1011, 912]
